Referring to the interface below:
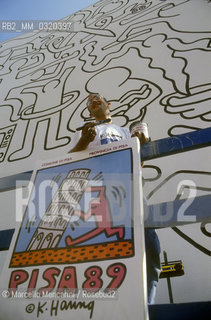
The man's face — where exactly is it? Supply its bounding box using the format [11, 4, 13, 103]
[87, 94, 109, 119]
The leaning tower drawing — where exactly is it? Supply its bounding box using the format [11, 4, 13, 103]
[27, 168, 91, 251]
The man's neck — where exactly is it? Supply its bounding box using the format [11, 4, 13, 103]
[95, 118, 112, 124]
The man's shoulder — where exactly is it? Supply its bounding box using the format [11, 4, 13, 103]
[114, 124, 130, 134]
[110, 123, 129, 130]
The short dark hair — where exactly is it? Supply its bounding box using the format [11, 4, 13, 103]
[88, 93, 108, 103]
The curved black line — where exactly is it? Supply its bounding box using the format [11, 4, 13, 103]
[142, 165, 162, 182]
[112, 186, 122, 206]
[167, 125, 202, 136]
[147, 170, 211, 200]
[111, 190, 117, 200]
[172, 226, 211, 256]
[92, 171, 103, 181]
[201, 223, 211, 237]
[119, 186, 126, 199]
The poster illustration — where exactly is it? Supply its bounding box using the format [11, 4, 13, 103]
[0, 139, 148, 320]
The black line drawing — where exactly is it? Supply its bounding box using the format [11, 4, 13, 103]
[0, 0, 210, 165]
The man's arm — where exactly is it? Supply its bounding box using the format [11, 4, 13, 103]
[132, 132, 150, 167]
[68, 122, 97, 153]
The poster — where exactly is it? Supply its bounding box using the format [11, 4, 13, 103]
[0, 138, 148, 320]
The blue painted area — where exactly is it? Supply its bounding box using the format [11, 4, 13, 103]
[1, 194, 210, 250]
[1, 128, 210, 192]
[141, 127, 211, 161]
[0, 171, 32, 191]
[0, 127, 211, 250]
[145, 194, 211, 228]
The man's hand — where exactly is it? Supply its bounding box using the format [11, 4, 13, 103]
[81, 122, 97, 143]
[131, 131, 151, 167]
[132, 132, 150, 145]
[68, 122, 96, 153]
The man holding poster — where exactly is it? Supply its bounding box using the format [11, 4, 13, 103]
[69, 93, 161, 304]
[0, 92, 154, 320]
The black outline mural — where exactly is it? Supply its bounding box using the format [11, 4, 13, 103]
[0, 0, 210, 164]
